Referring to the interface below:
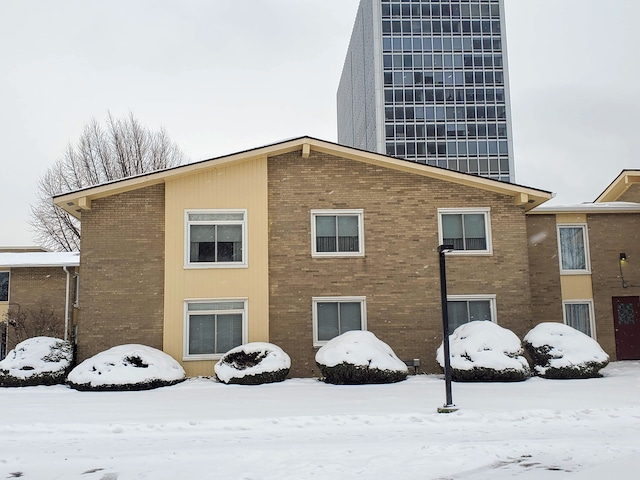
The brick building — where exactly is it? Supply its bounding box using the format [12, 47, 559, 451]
[52, 139, 639, 377]
[0, 249, 79, 358]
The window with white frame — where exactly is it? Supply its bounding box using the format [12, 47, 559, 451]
[447, 294, 496, 333]
[0, 271, 8, 302]
[563, 301, 595, 337]
[557, 224, 590, 273]
[184, 300, 247, 360]
[438, 208, 492, 253]
[313, 296, 366, 345]
[311, 210, 364, 257]
[186, 210, 246, 267]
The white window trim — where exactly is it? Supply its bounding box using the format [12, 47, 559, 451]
[446, 294, 498, 323]
[437, 207, 493, 255]
[557, 223, 591, 275]
[184, 209, 248, 269]
[311, 209, 365, 258]
[0, 270, 9, 303]
[563, 299, 596, 339]
[183, 298, 248, 361]
[312, 296, 367, 347]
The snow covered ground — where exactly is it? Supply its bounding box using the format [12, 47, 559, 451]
[1, 361, 639, 480]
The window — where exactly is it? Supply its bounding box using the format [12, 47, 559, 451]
[0, 271, 8, 302]
[438, 208, 492, 254]
[73, 274, 79, 308]
[311, 210, 364, 257]
[557, 224, 590, 273]
[184, 300, 247, 360]
[447, 295, 496, 333]
[312, 297, 366, 346]
[564, 301, 595, 338]
[186, 210, 246, 267]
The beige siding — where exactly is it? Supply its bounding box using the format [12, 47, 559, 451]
[163, 156, 269, 377]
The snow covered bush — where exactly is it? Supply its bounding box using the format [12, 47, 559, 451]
[67, 344, 186, 391]
[0, 336, 74, 387]
[214, 342, 291, 385]
[436, 321, 530, 382]
[315, 331, 408, 385]
[523, 323, 610, 379]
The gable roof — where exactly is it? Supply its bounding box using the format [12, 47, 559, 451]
[53, 136, 553, 218]
[595, 170, 640, 203]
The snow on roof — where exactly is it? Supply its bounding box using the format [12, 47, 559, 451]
[529, 201, 640, 214]
[0, 251, 79, 268]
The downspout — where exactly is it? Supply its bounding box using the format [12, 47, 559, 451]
[63, 266, 71, 341]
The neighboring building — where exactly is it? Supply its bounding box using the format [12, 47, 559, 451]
[527, 170, 640, 361]
[54, 137, 549, 377]
[337, 0, 514, 182]
[0, 249, 79, 359]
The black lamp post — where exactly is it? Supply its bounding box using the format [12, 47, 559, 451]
[437, 244, 458, 413]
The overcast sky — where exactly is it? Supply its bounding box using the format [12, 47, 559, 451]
[1, 0, 638, 246]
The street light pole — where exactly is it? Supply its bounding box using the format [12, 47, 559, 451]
[438, 244, 458, 413]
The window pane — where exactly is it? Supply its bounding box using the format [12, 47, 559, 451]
[189, 314, 216, 355]
[442, 214, 464, 250]
[337, 216, 359, 252]
[468, 301, 491, 321]
[317, 302, 339, 341]
[190, 225, 216, 262]
[316, 216, 337, 252]
[565, 304, 591, 336]
[216, 313, 243, 353]
[559, 227, 587, 270]
[447, 301, 468, 332]
[339, 302, 362, 333]
[0, 272, 8, 302]
[464, 214, 487, 250]
[188, 301, 244, 311]
[189, 212, 244, 222]
[217, 224, 242, 262]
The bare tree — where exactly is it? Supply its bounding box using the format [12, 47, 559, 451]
[31, 112, 185, 251]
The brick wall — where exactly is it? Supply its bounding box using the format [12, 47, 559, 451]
[587, 213, 640, 359]
[77, 184, 165, 361]
[5, 266, 75, 350]
[526, 215, 563, 324]
[268, 151, 533, 376]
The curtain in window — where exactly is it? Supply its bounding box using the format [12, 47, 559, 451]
[559, 227, 586, 270]
[317, 302, 362, 341]
[447, 300, 491, 332]
[565, 304, 591, 336]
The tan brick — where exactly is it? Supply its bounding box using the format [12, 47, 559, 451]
[267, 151, 533, 376]
[76, 184, 165, 361]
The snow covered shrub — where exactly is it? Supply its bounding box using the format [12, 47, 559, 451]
[67, 344, 186, 391]
[215, 342, 291, 385]
[315, 331, 408, 385]
[523, 323, 609, 379]
[0, 336, 74, 387]
[436, 321, 530, 382]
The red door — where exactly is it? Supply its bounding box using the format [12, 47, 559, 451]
[612, 296, 640, 360]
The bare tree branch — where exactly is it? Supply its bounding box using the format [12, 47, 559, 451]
[30, 112, 185, 251]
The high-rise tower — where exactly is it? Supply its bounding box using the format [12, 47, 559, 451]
[337, 0, 514, 182]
